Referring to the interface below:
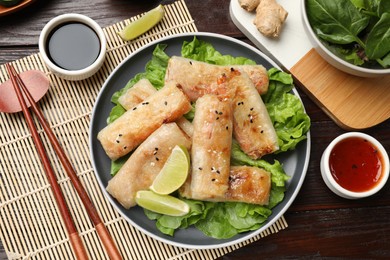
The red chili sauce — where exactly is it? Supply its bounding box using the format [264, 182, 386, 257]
[329, 137, 383, 192]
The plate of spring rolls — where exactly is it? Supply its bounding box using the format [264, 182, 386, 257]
[90, 32, 311, 249]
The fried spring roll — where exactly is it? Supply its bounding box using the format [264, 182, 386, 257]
[190, 94, 233, 200]
[176, 117, 194, 137]
[118, 78, 157, 110]
[226, 166, 271, 205]
[230, 69, 279, 159]
[116, 78, 194, 137]
[165, 56, 269, 101]
[97, 83, 191, 160]
[180, 165, 271, 205]
[106, 123, 191, 209]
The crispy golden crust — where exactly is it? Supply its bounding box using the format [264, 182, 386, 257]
[190, 94, 233, 200]
[106, 123, 191, 209]
[226, 166, 271, 205]
[97, 82, 191, 160]
[165, 56, 269, 101]
[229, 69, 279, 159]
[181, 165, 271, 205]
[118, 78, 157, 110]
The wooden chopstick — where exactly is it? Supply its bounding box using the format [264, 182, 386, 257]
[6, 64, 122, 260]
[5, 64, 89, 259]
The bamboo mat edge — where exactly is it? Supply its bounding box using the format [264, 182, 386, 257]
[0, 1, 288, 259]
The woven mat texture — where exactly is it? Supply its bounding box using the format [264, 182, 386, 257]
[0, 1, 287, 259]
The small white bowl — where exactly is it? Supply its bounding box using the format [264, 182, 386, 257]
[39, 13, 106, 81]
[301, 0, 390, 78]
[320, 132, 389, 199]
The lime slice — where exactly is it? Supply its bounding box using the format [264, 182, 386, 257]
[117, 4, 165, 41]
[135, 190, 189, 216]
[150, 145, 190, 195]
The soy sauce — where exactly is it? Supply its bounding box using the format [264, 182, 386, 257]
[46, 22, 100, 71]
[329, 137, 383, 192]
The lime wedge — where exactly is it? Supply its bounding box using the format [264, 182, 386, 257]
[135, 190, 189, 216]
[117, 4, 165, 41]
[150, 145, 190, 195]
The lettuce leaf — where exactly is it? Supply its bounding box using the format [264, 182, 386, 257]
[263, 68, 311, 153]
[107, 44, 170, 125]
[181, 37, 256, 65]
[107, 37, 310, 239]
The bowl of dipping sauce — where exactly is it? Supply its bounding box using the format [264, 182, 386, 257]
[321, 132, 389, 199]
[39, 13, 106, 81]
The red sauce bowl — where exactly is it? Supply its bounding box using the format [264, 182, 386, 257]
[321, 132, 389, 199]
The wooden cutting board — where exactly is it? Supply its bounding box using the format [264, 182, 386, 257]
[230, 0, 390, 130]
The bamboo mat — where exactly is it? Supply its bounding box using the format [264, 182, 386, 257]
[0, 0, 288, 259]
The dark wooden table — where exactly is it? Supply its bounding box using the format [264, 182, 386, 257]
[1, 0, 389, 259]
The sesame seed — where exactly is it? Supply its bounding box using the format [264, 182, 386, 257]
[199, 167, 203, 170]
[132, 107, 137, 110]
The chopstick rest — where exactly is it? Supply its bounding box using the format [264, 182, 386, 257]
[0, 70, 49, 113]
[5, 64, 122, 260]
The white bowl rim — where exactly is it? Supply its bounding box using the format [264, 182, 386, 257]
[321, 132, 390, 198]
[301, 0, 390, 76]
[39, 13, 107, 77]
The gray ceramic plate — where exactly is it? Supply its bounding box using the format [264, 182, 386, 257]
[89, 32, 311, 249]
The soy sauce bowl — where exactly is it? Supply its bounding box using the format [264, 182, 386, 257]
[320, 132, 389, 199]
[39, 13, 106, 81]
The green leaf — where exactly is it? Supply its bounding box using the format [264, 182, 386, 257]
[366, 12, 390, 59]
[263, 69, 311, 153]
[181, 37, 256, 65]
[326, 43, 365, 66]
[110, 154, 129, 176]
[377, 0, 390, 17]
[107, 37, 311, 238]
[109, 43, 169, 108]
[377, 52, 390, 68]
[231, 140, 290, 188]
[306, 0, 369, 45]
[195, 203, 239, 239]
[350, 0, 366, 10]
[107, 104, 126, 124]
